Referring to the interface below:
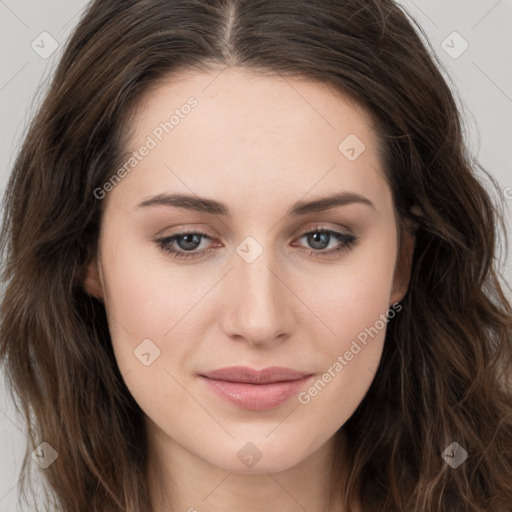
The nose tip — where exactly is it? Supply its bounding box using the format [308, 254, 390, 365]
[220, 255, 295, 348]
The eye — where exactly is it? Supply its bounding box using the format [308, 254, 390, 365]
[154, 231, 215, 260]
[154, 226, 359, 261]
[293, 226, 358, 258]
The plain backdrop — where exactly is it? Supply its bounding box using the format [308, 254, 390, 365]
[1, 1, 511, 510]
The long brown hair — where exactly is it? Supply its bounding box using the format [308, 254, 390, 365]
[1, 1, 511, 511]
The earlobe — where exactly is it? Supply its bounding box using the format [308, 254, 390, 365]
[83, 256, 104, 300]
[390, 221, 416, 305]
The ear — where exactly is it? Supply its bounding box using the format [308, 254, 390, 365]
[390, 218, 417, 305]
[83, 254, 104, 300]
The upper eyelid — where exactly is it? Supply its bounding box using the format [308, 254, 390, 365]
[161, 225, 352, 241]
[159, 221, 353, 238]
[296, 224, 353, 236]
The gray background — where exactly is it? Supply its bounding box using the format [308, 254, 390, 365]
[1, 1, 511, 509]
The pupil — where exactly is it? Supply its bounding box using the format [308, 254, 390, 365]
[308, 232, 329, 250]
[179, 234, 201, 251]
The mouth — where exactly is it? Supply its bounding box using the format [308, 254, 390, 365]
[198, 366, 314, 410]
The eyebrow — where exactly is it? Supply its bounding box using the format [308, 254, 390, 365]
[135, 191, 375, 216]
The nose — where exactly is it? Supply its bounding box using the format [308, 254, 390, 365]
[220, 246, 296, 348]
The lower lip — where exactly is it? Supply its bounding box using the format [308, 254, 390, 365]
[199, 375, 313, 410]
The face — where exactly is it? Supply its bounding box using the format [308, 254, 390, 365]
[85, 67, 414, 475]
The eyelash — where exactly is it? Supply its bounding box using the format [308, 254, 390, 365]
[154, 225, 359, 261]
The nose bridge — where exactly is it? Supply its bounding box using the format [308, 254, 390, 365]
[221, 236, 293, 344]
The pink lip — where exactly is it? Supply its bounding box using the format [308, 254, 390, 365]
[199, 366, 313, 410]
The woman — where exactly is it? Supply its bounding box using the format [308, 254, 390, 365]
[1, 0, 511, 511]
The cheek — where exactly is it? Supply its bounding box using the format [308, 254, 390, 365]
[295, 305, 391, 437]
[294, 233, 397, 416]
[97, 241, 173, 371]
[98, 237, 226, 385]
[100, 241, 202, 334]
[302, 228, 398, 343]
[98, 247, 201, 420]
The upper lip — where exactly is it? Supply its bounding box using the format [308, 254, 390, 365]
[200, 366, 312, 384]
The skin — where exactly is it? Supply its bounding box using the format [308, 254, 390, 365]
[84, 66, 415, 512]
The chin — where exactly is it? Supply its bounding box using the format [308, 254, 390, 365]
[203, 435, 317, 475]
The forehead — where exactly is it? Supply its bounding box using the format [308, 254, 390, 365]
[129, 66, 376, 146]
[108, 66, 390, 213]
